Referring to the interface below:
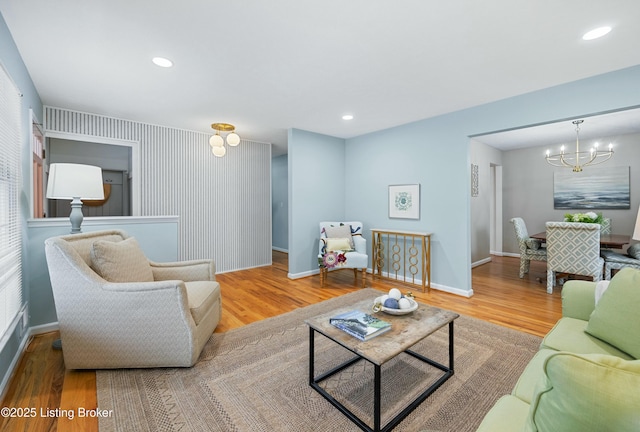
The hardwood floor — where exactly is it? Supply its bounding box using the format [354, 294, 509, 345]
[0, 253, 560, 432]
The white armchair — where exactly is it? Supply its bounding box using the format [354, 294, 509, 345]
[318, 221, 368, 287]
[44, 229, 221, 369]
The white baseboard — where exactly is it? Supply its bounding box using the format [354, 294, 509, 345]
[291, 268, 474, 298]
[471, 257, 492, 268]
[272, 246, 288, 253]
[29, 321, 59, 336]
[288, 269, 319, 279]
[502, 252, 520, 258]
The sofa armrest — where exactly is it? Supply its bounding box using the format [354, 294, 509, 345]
[149, 259, 216, 282]
[562, 280, 596, 320]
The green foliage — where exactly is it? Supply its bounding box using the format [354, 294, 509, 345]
[563, 212, 604, 224]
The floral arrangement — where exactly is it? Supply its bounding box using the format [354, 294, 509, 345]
[564, 211, 604, 224]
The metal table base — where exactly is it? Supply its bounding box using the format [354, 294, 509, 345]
[309, 321, 454, 432]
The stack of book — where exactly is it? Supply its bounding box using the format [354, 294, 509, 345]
[330, 310, 391, 341]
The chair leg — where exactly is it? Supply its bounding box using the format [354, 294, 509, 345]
[320, 267, 326, 286]
[519, 257, 529, 278]
[546, 269, 554, 294]
[361, 268, 366, 288]
[604, 265, 611, 281]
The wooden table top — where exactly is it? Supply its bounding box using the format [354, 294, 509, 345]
[530, 232, 631, 249]
[305, 297, 459, 366]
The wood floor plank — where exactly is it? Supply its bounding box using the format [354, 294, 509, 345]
[1, 252, 562, 431]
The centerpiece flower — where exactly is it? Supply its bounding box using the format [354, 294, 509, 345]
[564, 211, 604, 224]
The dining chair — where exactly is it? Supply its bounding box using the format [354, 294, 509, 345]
[601, 244, 640, 280]
[511, 218, 547, 278]
[545, 222, 604, 294]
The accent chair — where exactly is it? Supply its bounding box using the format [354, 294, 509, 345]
[318, 221, 368, 288]
[44, 229, 222, 369]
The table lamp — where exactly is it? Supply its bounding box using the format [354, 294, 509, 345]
[46, 163, 104, 234]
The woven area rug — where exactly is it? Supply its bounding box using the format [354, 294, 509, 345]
[97, 289, 541, 432]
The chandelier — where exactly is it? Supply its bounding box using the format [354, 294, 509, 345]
[545, 120, 613, 172]
[209, 123, 240, 157]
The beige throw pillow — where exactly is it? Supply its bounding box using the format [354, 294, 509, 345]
[324, 237, 353, 251]
[325, 224, 354, 249]
[91, 237, 154, 283]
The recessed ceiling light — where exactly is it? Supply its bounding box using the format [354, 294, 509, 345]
[342, 114, 354, 120]
[152, 57, 173, 68]
[582, 26, 612, 41]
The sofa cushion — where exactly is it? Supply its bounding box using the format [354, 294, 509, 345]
[90, 237, 154, 283]
[511, 349, 556, 404]
[185, 281, 220, 325]
[585, 267, 640, 359]
[541, 317, 633, 360]
[525, 353, 640, 432]
[475, 395, 530, 432]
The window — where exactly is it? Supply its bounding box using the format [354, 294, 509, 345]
[0, 64, 23, 344]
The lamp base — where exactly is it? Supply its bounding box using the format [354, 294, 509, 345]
[69, 197, 84, 234]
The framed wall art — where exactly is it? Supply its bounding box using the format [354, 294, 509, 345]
[553, 166, 630, 209]
[389, 184, 420, 219]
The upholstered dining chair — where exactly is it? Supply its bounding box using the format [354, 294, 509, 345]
[601, 217, 612, 235]
[545, 222, 604, 294]
[511, 218, 547, 278]
[318, 221, 368, 287]
[601, 243, 640, 280]
[44, 229, 222, 369]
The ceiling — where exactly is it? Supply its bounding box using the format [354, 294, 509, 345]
[2, 1, 640, 157]
[473, 106, 640, 151]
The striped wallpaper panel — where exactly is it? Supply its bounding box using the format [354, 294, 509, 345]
[44, 106, 272, 272]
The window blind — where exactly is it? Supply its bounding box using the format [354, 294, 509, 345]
[0, 64, 23, 344]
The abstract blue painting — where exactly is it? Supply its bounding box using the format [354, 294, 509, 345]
[554, 166, 630, 209]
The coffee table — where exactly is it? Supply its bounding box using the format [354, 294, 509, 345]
[305, 297, 459, 432]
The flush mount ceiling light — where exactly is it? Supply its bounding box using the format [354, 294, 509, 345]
[545, 119, 613, 172]
[152, 57, 173, 67]
[342, 114, 354, 120]
[209, 123, 241, 157]
[582, 26, 612, 40]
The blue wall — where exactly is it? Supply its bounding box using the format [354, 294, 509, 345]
[289, 64, 640, 295]
[271, 154, 289, 251]
[288, 129, 346, 276]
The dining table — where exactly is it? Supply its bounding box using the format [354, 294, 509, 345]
[530, 232, 631, 249]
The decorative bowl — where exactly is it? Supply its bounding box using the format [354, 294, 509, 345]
[372, 297, 419, 315]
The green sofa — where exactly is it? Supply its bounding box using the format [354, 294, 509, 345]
[476, 267, 640, 432]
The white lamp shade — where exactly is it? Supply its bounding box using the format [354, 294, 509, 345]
[226, 132, 240, 146]
[633, 205, 640, 241]
[211, 146, 226, 157]
[209, 134, 224, 148]
[46, 163, 104, 200]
